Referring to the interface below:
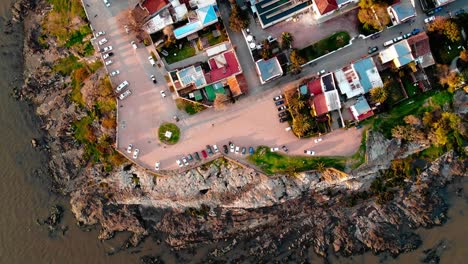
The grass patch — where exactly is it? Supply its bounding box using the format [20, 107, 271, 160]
[401, 76, 419, 97]
[420, 145, 445, 161]
[299, 32, 350, 62]
[175, 98, 206, 115]
[158, 123, 180, 144]
[350, 128, 368, 169]
[159, 41, 196, 64]
[65, 25, 92, 47]
[53, 55, 83, 75]
[248, 146, 345, 175]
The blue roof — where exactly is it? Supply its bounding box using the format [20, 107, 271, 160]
[256, 58, 283, 83]
[391, 1, 415, 22]
[353, 57, 375, 93]
[198, 5, 218, 26]
[174, 22, 202, 39]
[354, 96, 371, 115]
[177, 66, 206, 88]
[174, 5, 218, 39]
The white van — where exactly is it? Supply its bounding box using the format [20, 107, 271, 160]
[115, 80, 129, 93]
[148, 56, 156, 66]
[103, 0, 110, 7]
[383, 40, 394, 47]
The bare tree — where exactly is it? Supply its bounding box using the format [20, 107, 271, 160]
[214, 94, 229, 110]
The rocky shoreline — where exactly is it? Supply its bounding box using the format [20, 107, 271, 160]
[8, 0, 468, 262]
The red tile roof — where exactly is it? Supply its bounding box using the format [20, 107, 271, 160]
[315, 0, 338, 15]
[204, 51, 242, 84]
[407, 32, 431, 58]
[357, 110, 374, 121]
[308, 79, 323, 95]
[312, 93, 329, 116]
[142, 0, 169, 15]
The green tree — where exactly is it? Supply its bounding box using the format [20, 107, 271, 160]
[281, 32, 294, 49]
[370, 86, 388, 104]
[290, 49, 306, 72]
[261, 39, 271, 59]
[229, 5, 249, 32]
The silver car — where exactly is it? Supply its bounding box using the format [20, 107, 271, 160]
[98, 38, 108, 46]
[115, 80, 129, 93]
[133, 149, 139, 159]
[118, 90, 132, 100]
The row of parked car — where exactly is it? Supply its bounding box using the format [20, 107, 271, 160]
[273, 94, 290, 123]
[383, 28, 421, 47]
[175, 143, 255, 168]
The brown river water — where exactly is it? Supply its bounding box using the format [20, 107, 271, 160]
[0, 1, 466, 263]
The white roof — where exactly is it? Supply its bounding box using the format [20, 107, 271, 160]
[206, 43, 228, 57]
[143, 10, 174, 34]
[174, 4, 188, 21]
[334, 66, 364, 99]
[324, 90, 341, 111]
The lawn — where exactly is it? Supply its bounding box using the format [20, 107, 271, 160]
[350, 128, 368, 169]
[53, 55, 83, 75]
[401, 75, 420, 97]
[299, 32, 351, 62]
[158, 123, 180, 144]
[248, 146, 345, 175]
[159, 41, 196, 64]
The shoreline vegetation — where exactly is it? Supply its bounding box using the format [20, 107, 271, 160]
[9, 0, 468, 262]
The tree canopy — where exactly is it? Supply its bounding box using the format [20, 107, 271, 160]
[229, 5, 249, 32]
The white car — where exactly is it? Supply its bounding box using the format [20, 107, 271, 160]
[101, 46, 112, 53]
[304, 150, 315, 156]
[176, 159, 183, 167]
[235, 146, 240, 154]
[285, 126, 292, 131]
[182, 157, 189, 166]
[103, 53, 110, 60]
[230, 143, 235, 153]
[314, 138, 323, 143]
[270, 147, 279, 152]
[131, 41, 137, 49]
[95, 31, 105, 37]
[110, 70, 120, 76]
[317, 69, 326, 75]
[118, 90, 132, 100]
[105, 60, 112, 66]
[103, 0, 110, 7]
[424, 16, 435, 24]
[273, 95, 283, 101]
[213, 145, 219, 153]
[160, 90, 166, 98]
[133, 149, 139, 159]
[98, 38, 108, 46]
[115, 80, 129, 93]
[126, 144, 133, 153]
[148, 56, 156, 66]
[155, 162, 160, 171]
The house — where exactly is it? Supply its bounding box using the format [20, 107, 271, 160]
[349, 96, 374, 121]
[253, 0, 312, 29]
[173, 4, 218, 39]
[387, 0, 416, 25]
[169, 50, 242, 98]
[255, 57, 283, 84]
[311, 0, 338, 17]
[334, 57, 383, 99]
[406, 32, 435, 68]
[308, 73, 341, 116]
[140, 0, 171, 17]
[143, 0, 189, 34]
[379, 39, 414, 69]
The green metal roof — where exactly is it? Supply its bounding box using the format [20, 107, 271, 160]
[205, 84, 226, 101]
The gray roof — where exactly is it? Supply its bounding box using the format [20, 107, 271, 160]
[256, 58, 283, 83]
[391, 1, 415, 22]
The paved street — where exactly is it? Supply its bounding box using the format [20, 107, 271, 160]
[83, 0, 467, 171]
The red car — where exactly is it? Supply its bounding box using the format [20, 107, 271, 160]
[201, 150, 208, 158]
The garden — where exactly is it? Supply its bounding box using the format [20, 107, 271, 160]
[158, 123, 181, 144]
[158, 40, 196, 65]
[299, 32, 351, 62]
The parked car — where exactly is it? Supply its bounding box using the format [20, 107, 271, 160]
[411, 28, 421, 35]
[173, 116, 179, 122]
[103, 53, 110, 60]
[100, 46, 112, 53]
[249, 147, 254, 155]
[229, 142, 235, 153]
[201, 150, 208, 158]
[270, 147, 279, 152]
[131, 41, 137, 49]
[126, 144, 133, 153]
[279, 117, 288, 123]
[213, 145, 219, 153]
[103, 0, 110, 7]
[370, 33, 380, 40]
[133, 149, 139, 159]
[110, 70, 120, 76]
[368, 46, 378, 54]
[160, 90, 167, 98]
[314, 138, 323, 143]
[176, 159, 183, 167]
[194, 152, 200, 161]
[317, 69, 326, 75]
[148, 56, 156, 66]
[273, 95, 284, 101]
[118, 90, 132, 100]
[155, 162, 160, 171]
[403, 33, 412, 39]
[393, 36, 403, 43]
[98, 38, 108, 46]
[278, 105, 287, 111]
[235, 146, 240, 154]
[455, 9, 465, 16]
[241, 147, 246, 155]
[275, 100, 284, 106]
[223, 145, 228, 154]
[434, 7, 442, 13]
[95, 31, 105, 37]
[105, 60, 112, 66]
[278, 111, 289, 118]
[304, 150, 315, 155]
[424, 16, 435, 24]
[116, 80, 129, 93]
[383, 40, 394, 47]
[206, 145, 213, 156]
[285, 126, 292, 131]
[187, 154, 193, 161]
[150, 75, 157, 83]
[182, 157, 189, 166]
[281, 145, 288, 153]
